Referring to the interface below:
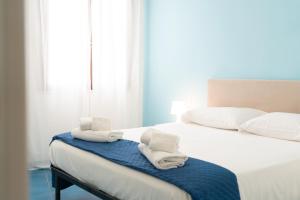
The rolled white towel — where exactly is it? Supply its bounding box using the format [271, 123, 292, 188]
[140, 128, 179, 153]
[71, 128, 123, 142]
[91, 117, 111, 131]
[149, 132, 179, 153]
[138, 144, 188, 170]
[80, 117, 92, 130]
[140, 128, 155, 145]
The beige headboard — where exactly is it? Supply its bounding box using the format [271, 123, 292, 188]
[208, 79, 300, 113]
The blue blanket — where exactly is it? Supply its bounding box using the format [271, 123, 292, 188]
[52, 133, 240, 200]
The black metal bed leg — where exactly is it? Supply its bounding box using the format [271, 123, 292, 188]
[55, 186, 61, 200]
[55, 174, 61, 200]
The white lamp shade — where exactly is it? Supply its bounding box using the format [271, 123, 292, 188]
[170, 101, 186, 115]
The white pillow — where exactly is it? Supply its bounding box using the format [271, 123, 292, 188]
[182, 107, 266, 130]
[239, 112, 300, 142]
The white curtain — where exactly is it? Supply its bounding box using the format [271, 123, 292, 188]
[25, 0, 143, 168]
[91, 0, 143, 128]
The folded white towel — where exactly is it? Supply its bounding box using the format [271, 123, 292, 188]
[91, 117, 111, 131]
[80, 117, 92, 130]
[71, 128, 123, 142]
[140, 128, 179, 153]
[138, 144, 188, 170]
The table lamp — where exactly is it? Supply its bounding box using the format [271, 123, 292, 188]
[170, 101, 186, 122]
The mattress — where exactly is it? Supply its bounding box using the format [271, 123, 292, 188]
[50, 122, 300, 200]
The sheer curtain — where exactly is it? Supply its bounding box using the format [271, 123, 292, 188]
[91, 0, 143, 128]
[26, 0, 143, 168]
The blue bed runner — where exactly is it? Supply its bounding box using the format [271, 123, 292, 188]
[52, 133, 240, 200]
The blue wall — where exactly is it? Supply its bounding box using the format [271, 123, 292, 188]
[143, 0, 300, 126]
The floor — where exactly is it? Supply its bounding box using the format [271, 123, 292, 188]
[29, 169, 100, 200]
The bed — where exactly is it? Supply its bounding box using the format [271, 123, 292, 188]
[50, 79, 300, 200]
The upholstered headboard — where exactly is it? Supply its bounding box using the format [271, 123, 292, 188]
[207, 79, 300, 113]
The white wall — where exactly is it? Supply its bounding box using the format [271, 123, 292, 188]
[0, 0, 27, 199]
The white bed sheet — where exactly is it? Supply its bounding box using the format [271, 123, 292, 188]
[50, 122, 300, 200]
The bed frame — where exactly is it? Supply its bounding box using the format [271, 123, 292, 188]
[51, 165, 119, 200]
[51, 79, 300, 200]
[208, 79, 300, 113]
